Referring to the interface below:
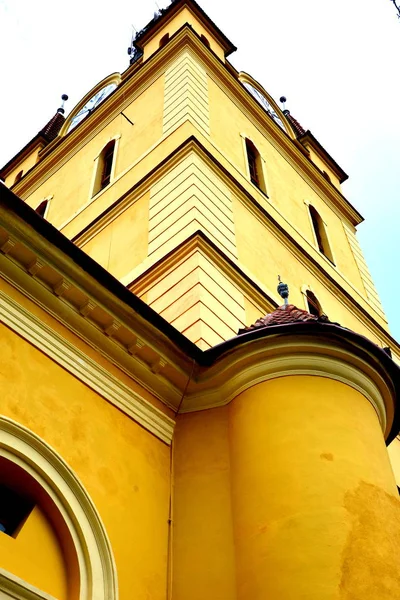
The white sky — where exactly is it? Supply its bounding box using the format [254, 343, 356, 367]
[1, 0, 399, 340]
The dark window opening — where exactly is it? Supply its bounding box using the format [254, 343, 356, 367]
[159, 33, 169, 48]
[0, 484, 34, 538]
[93, 140, 116, 196]
[245, 138, 266, 193]
[306, 290, 322, 317]
[308, 205, 334, 264]
[200, 34, 210, 48]
[100, 143, 114, 190]
[35, 200, 48, 218]
[246, 142, 259, 186]
[14, 170, 23, 185]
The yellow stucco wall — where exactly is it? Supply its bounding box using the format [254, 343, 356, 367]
[387, 438, 400, 486]
[233, 196, 387, 340]
[1, 321, 171, 600]
[1, 4, 399, 599]
[23, 75, 164, 238]
[0, 277, 173, 419]
[142, 7, 226, 62]
[80, 191, 149, 279]
[172, 407, 236, 600]
[208, 77, 365, 291]
[11, 27, 388, 351]
[4, 143, 44, 188]
[304, 143, 342, 189]
[172, 375, 400, 600]
[229, 376, 400, 600]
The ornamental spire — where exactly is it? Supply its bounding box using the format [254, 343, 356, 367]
[277, 276, 289, 307]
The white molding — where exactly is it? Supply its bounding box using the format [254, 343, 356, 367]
[181, 336, 394, 439]
[0, 417, 119, 600]
[0, 291, 175, 445]
[0, 569, 57, 600]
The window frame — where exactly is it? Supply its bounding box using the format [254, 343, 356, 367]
[91, 136, 120, 198]
[241, 134, 269, 197]
[301, 285, 324, 317]
[305, 202, 335, 265]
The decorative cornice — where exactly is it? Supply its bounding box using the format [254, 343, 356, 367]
[0, 188, 399, 442]
[0, 190, 197, 409]
[128, 231, 277, 317]
[183, 333, 395, 440]
[0, 290, 175, 445]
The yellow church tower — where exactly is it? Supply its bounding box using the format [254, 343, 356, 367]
[1, 1, 400, 599]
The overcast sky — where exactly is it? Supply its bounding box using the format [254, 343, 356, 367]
[1, 0, 399, 340]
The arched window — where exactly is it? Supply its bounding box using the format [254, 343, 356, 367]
[35, 199, 48, 218]
[0, 416, 118, 600]
[308, 205, 334, 264]
[200, 34, 210, 48]
[306, 290, 322, 317]
[93, 140, 115, 196]
[159, 33, 169, 48]
[245, 138, 266, 193]
[14, 170, 23, 184]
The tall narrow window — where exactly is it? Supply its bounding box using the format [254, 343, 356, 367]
[245, 139, 266, 193]
[308, 205, 334, 264]
[14, 170, 23, 184]
[35, 200, 48, 218]
[306, 290, 322, 317]
[159, 33, 169, 48]
[93, 140, 115, 196]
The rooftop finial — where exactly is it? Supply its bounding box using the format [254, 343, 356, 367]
[128, 24, 143, 64]
[57, 94, 68, 115]
[277, 276, 289, 307]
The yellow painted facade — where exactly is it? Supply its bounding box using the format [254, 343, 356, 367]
[1, 1, 400, 598]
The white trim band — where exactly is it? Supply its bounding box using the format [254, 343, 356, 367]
[0, 291, 175, 445]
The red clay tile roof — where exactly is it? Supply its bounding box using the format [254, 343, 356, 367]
[39, 111, 65, 142]
[284, 110, 306, 137]
[238, 304, 330, 334]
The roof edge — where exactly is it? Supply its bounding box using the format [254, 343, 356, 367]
[299, 130, 349, 184]
[202, 320, 400, 444]
[134, 0, 236, 56]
